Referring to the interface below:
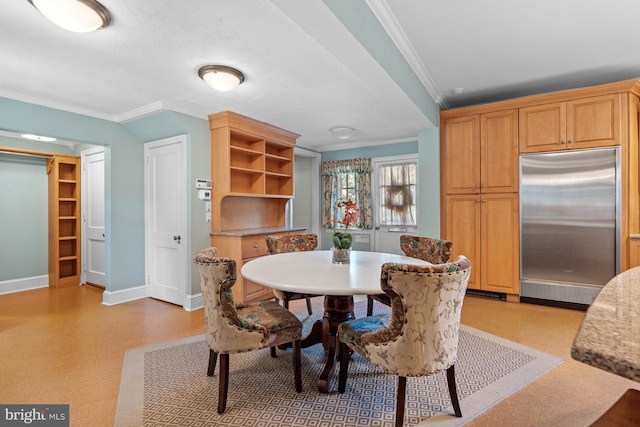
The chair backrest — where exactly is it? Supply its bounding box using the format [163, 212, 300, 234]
[399, 235, 453, 264]
[363, 255, 471, 377]
[193, 247, 271, 353]
[265, 234, 318, 254]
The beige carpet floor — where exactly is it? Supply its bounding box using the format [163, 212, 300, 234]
[115, 303, 563, 426]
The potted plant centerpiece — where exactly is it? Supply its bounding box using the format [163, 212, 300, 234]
[332, 199, 359, 264]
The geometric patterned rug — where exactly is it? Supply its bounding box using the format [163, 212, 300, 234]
[115, 302, 563, 427]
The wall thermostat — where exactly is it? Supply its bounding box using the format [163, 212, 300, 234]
[198, 189, 211, 201]
[196, 179, 212, 189]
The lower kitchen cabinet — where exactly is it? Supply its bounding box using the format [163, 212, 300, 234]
[211, 228, 306, 304]
[444, 193, 519, 299]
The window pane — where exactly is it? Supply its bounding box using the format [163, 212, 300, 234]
[378, 162, 417, 226]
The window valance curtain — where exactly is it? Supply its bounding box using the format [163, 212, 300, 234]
[321, 158, 373, 229]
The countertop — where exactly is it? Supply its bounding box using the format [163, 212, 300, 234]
[571, 266, 640, 381]
[210, 226, 307, 237]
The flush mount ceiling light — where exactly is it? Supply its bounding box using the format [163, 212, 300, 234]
[198, 65, 245, 92]
[21, 133, 57, 142]
[330, 127, 357, 140]
[27, 0, 111, 33]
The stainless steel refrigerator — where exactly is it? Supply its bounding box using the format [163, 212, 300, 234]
[519, 147, 620, 306]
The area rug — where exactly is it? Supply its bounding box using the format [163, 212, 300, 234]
[115, 303, 563, 426]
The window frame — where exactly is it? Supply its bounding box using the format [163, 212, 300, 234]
[371, 153, 419, 230]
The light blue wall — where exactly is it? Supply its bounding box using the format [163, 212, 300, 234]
[293, 156, 313, 229]
[0, 97, 211, 295]
[0, 151, 49, 280]
[417, 129, 441, 238]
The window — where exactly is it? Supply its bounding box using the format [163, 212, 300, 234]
[374, 156, 417, 227]
[321, 158, 373, 230]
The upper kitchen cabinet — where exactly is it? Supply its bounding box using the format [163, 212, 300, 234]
[519, 93, 621, 153]
[209, 111, 299, 233]
[442, 109, 518, 195]
[210, 111, 297, 198]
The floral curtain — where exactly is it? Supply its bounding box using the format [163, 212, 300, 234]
[321, 158, 373, 229]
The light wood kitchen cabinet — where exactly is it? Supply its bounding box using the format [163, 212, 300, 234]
[628, 236, 640, 269]
[442, 109, 518, 194]
[47, 155, 81, 288]
[441, 79, 640, 301]
[441, 109, 519, 299]
[209, 111, 303, 304]
[519, 93, 621, 153]
[444, 193, 519, 297]
[212, 230, 304, 303]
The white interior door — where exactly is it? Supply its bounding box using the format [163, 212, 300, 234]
[145, 135, 187, 306]
[82, 147, 106, 287]
[372, 154, 418, 254]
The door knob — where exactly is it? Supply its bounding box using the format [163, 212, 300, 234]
[173, 235, 181, 244]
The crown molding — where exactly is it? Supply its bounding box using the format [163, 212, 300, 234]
[365, 0, 445, 107]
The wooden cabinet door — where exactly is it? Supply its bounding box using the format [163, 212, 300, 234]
[481, 193, 519, 294]
[481, 109, 519, 193]
[519, 102, 566, 153]
[445, 195, 481, 290]
[567, 94, 620, 149]
[240, 257, 273, 303]
[628, 237, 640, 269]
[443, 115, 480, 194]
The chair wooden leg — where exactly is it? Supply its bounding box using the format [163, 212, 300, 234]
[293, 339, 302, 392]
[338, 341, 349, 393]
[366, 296, 374, 316]
[446, 364, 462, 417]
[207, 349, 218, 376]
[396, 376, 407, 427]
[270, 346, 276, 357]
[284, 299, 289, 309]
[305, 297, 313, 315]
[217, 353, 229, 414]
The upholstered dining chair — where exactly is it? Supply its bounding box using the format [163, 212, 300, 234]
[194, 247, 303, 414]
[266, 233, 319, 315]
[366, 235, 453, 316]
[338, 255, 472, 427]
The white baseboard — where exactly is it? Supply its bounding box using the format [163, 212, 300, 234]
[0, 275, 49, 295]
[102, 285, 147, 306]
[184, 293, 203, 311]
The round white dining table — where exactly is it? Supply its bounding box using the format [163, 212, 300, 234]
[241, 250, 428, 392]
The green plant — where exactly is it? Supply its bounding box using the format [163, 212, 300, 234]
[332, 231, 352, 249]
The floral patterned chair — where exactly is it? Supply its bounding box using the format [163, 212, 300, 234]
[266, 233, 319, 315]
[194, 247, 303, 414]
[366, 235, 453, 315]
[338, 255, 471, 427]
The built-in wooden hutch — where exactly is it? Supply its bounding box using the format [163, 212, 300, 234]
[208, 111, 305, 303]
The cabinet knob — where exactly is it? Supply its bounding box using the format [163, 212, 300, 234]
[254, 244, 259, 248]
[173, 235, 181, 244]
[560, 140, 565, 144]
[567, 140, 573, 144]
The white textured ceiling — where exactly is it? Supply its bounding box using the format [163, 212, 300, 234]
[1, 0, 640, 151]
